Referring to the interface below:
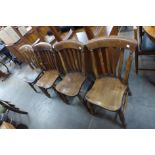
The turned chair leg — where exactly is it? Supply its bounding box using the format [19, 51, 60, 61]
[28, 83, 38, 93]
[118, 109, 126, 128]
[39, 87, 51, 98]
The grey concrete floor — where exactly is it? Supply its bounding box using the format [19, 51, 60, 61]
[0, 28, 155, 129]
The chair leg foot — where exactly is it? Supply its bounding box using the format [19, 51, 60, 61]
[58, 92, 69, 104]
[86, 101, 95, 115]
[81, 98, 90, 112]
[128, 87, 132, 96]
[118, 109, 126, 128]
[39, 87, 51, 98]
[78, 94, 84, 104]
[28, 83, 38, 93]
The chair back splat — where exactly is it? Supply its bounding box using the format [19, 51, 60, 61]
[54, 40, 85, 75]
[33, 42, 57, 71]
[85, 36, 137, 84]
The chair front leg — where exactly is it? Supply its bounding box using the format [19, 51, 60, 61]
[28, 83, 38, 93]
[39, 87, 51, 98]
[61, 94, 69, 104]
[118, 108, 126, 128]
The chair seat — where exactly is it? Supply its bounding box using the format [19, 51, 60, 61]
[36, 70, 59, 89]
[85, 77, 127, 111]
[141, 33, 155, 51]
[22, 67, 42, 83]
[56, 72, 86, 96]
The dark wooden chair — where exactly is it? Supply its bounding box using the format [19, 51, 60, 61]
[33, 42, 60, 98]
[84, 36, 137, 128]
[134, 26, 155, 73]
[18, 45, 43, 92]
[53, 40, 86, 103]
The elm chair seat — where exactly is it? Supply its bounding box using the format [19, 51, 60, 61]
[85, 77, 127, 111]
[36, 70, 59, 89]
[56, 72, 86, 97]
[141, 33, 155, 51]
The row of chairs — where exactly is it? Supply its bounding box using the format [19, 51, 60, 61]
[19, 36, 137, 128]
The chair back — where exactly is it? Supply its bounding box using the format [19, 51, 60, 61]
[33, 42, 57, 71]
[19, 44, 39, 68]
[86, 36, 137, 84]
[54, 40, 85, 75]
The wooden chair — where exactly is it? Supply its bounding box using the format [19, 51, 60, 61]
[18, 45, 43, 92]
[53, 40, 86, 103]
[33, 42, 60, 98]
[84, 36, 137, 128]
[134, 26, 155, 73]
